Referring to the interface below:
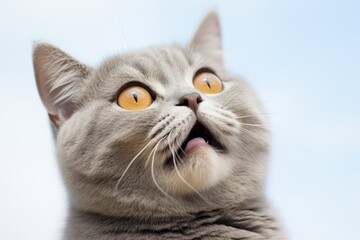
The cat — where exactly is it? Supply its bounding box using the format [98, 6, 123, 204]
[33, 11, 285, 240]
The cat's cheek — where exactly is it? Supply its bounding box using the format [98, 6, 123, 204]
[160, 147, 233, 195]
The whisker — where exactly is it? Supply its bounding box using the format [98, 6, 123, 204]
[240, 127, 268, 143]
[225, 99, 276, 110]
[241, 123, 270, 130]
[213, 149, 225, 154]
[145, 134, 168, 167]
[234, 112, 289, 119]
[114, 139, 154, 190]
[235, 113, 274, 119]
[237, 138, 260, 162]
[168, 134, 196, 191]
[151, 137, 176, 201]
[169, 134, 215, 206]
[175, 138, 187, 156]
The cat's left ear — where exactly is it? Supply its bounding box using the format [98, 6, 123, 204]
[190, 11, 223, 63]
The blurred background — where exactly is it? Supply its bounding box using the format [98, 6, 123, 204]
[1, 0, 359, 239]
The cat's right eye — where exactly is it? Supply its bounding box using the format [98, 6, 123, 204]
[117, 85, 152, 110]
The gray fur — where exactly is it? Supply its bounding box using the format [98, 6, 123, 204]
[33, 12, 285, 239]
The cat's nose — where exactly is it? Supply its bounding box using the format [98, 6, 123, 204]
[177, 93, 203, 113]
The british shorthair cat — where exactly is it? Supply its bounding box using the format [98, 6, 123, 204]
[33, 11, 285, 240]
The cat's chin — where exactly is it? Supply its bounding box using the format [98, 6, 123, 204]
[160, 145, 232, 196]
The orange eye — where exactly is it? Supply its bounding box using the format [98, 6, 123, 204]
[117, 85, 152, 110]
[193, 72, 223, 94]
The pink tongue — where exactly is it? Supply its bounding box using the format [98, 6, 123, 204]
[184, 137, 206, 155]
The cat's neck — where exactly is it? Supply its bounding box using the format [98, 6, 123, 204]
[63, 200, 284, 240]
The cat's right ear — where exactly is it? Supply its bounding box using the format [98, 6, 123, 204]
[33, 43, 92, 127]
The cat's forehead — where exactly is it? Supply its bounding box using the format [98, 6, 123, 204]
[100, 46, 193, 83]
[90, 45, 221, 99]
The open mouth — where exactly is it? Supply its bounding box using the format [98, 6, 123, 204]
[164, 121, 225, 167]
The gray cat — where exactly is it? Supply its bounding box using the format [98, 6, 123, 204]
[33, 12, 285, 240]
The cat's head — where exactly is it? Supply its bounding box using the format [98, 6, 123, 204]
[33, 12, 269, 218]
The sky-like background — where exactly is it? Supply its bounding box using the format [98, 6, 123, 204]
[1, 0, 359, 239]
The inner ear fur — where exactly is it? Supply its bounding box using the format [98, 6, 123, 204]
[190, 11, 223, 63]
[33, 43, 92, 124]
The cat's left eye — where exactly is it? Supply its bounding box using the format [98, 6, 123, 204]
[117, 85, 152, 110]
[193, 71, 223, 94]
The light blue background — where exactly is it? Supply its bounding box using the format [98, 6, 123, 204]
[1, 0, 359, 239]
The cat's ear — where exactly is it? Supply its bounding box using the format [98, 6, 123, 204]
[190, 11, 222, 62]
[33, 43, 92, 127]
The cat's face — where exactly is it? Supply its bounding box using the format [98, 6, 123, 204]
[33, 12, 269, 218]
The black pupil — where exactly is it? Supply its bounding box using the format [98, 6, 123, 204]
[205, 78, 211, 89]
[132, 92, 138, 103]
